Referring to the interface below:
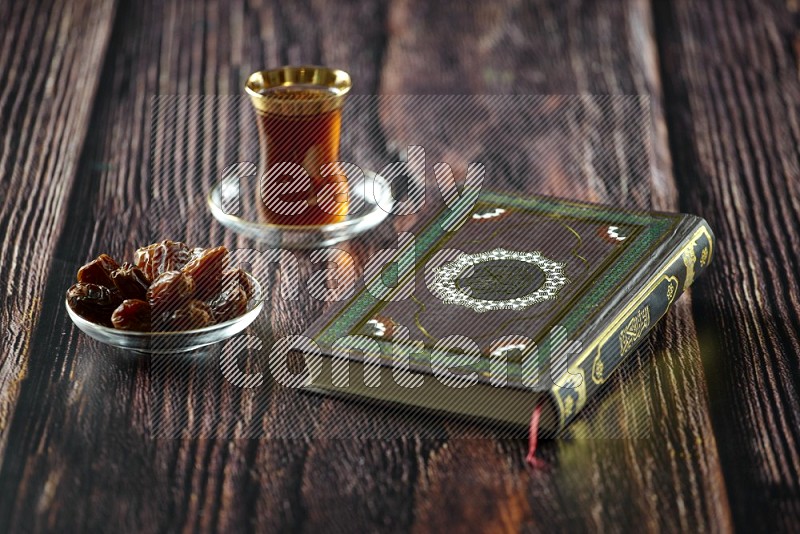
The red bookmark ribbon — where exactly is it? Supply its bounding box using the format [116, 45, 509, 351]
[526, 404, 546, 469]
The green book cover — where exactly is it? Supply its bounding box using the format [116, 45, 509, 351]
[301, 190, 714, 433]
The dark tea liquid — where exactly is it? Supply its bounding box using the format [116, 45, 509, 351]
[256, 87, 348, 225]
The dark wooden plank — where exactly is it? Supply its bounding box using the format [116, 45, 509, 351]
[655, 0, 800, 529]
[0, 0, 413, 532]
[0, 0, 766, 532]
[0, 0, 311, 529]
[0, 0, 116, 459]
[379, 0, 733, 531]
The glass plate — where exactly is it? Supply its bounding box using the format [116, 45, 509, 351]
[65, 274, 264, 355]
[208, 170, 393, 248]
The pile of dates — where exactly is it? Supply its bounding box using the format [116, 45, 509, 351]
[66, 241, 254, 332]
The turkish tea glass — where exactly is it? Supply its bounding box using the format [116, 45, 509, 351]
[245, 66, 352, 226]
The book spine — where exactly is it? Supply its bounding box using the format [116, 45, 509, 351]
[549, 218, 715, 429]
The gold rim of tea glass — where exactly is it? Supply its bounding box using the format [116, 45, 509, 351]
[245, 66, 351, 116]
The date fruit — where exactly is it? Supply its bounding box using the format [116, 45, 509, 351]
[69, 241, 253, 332]
[155, 300, 214, 331]
[67, 283, 123, 327]
[210, 286, 248, 323]
[111, 263, 149, 300]
[221, 268, 255, 300]
[77, 254, 120, 288]
[189, 247, 205, 262]
[183, 246, 228, 299]
[147, 271, 194, 311]
[134, 240, 191, 281]
[111, 299, 151, 331]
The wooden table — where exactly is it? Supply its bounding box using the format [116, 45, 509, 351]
[1, 0, 799, 531]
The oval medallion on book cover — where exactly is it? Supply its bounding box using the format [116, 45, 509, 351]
[428, 248, 569, 313]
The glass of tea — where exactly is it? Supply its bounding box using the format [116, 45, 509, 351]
[245, 66, 352, 226]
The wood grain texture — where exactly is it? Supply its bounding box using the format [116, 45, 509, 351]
[655, 0, 800, 529]
[0, 0, 116, 458]
[0, 0, 795, 531]
[0, 0, 409, 531]
[379, 0, 732, 531]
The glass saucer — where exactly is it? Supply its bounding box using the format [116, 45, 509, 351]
[65, 274, 264, 355]
[208, 171, 393, 248]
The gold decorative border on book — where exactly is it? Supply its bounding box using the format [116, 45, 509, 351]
[350, 201, 653, 349]
[551, 224, 713, 427]
[618, 306, 651, 357]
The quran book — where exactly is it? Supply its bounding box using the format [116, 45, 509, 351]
[300, 191, 714, 433]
